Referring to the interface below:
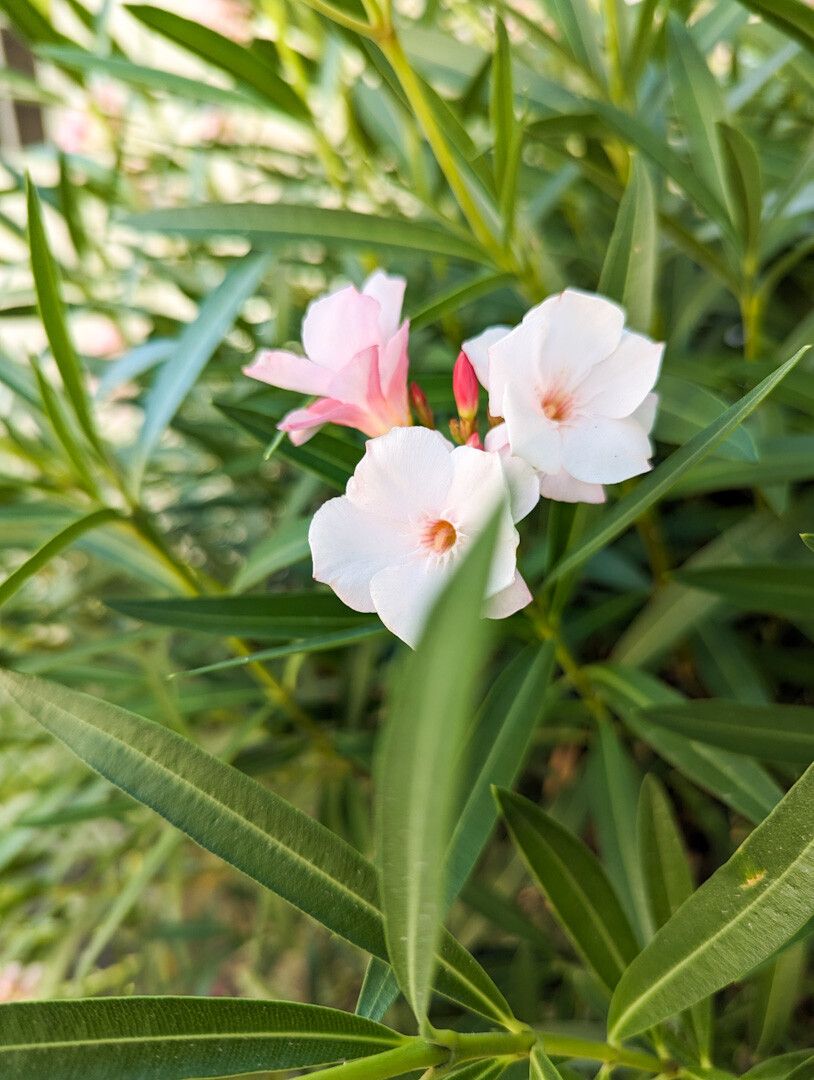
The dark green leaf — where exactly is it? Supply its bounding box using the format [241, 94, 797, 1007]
[674, 566, 814, 621]
[598, 157, 657, 333]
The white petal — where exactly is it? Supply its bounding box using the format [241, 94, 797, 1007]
[485, 572, 532, 619]
[462, 324, 511, 393]
[575, 331, 664, 419]
[633, 392, 659, 435]
[345, 426, 454, 522]
[561, 416, 653, 484]
[369, 556, 449, 647]
[484, 423, 510, 453]
[498, 454, 540, 521]
[503, 383, 563, 475]
[538, 288, 626, 383]
[363, 271, 406, 340]
[444, 446, 518, 596]
[309, 496, 412, 612]
[486, 306, 552, 416]
[539, 469, 606, 504]
[302, 285, 382, 371]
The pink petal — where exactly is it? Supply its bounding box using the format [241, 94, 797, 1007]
[539, 469, 606, 504]
[302, 285, 382, 371]
[279, 399, 371, 444]
[328, 346, 386, 415]
[309, 495, 413, 612]
[561, 416, 653, 484]
[485, 572, 532, 619]
[345, 427, 454, 522]
[363, 270, 406, 340]
[575, 331, 664, 419]
[378, 321, 410, 416]
[243, 349, 333, 396]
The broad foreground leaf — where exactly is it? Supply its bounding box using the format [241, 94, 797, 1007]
[0, 996, 402, 1080]
[609, 762, 814, 1040]
[0, 670, 513, 1027]
[376, 514, 498, 1024]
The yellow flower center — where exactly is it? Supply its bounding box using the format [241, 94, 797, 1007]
[541, 390, 572, 422]
[424, 519, 457, 553]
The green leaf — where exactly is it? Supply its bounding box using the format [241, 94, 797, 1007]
[217, 398, 363, 490]
[0, 670, 512, 1027]
[589, 665, 783, 824]
[409, 271, 513, 330]
[232, 518, 311, 592]
[376, 513, 499, 1024]
[673, 565, 814, 621]
[108, 593, 377, 639]
[531, 1043, 567, 1080]
[734, 0, 814, 52]
[546, 347, 809, 585]
[0, 996, 402, 1080]
[638, 775, 712, 1059]
[26, 176, 101, 453]
[125, 3, 309, 119]
[495, 788, 639, 994]
[655, 374, 758, 463]
[588, 722, 653, 942]
[37, 46, 263, 109]
[666, 15, 730, 211]
[30, 355, 101, 496]
[446, 642, 556, 905]
[539, 0, 606, 85]
[598, 157, 657, 333]
[131, 253, 271, 485]
[0, 0, 73, 46]
[356, 957, 400, 1022]
[491, 20, 514, 189]
[0, 509, 119, 609]
[126, 204, 489, 263]
[639, 700, 814, 764]
[608, 762, 814, 1040]
[718, 122, 762, 252]
[752, 942, 808, 1054]
[802, 533, 814, 553]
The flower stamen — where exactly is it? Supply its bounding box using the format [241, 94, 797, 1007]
[541, 390, 572, 423]
[423, 519, 457, 554]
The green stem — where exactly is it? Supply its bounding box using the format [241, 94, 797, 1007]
[535, 1033, 662, 1072]
[304, 1041, 448, 1080]
[298, 0, 376, 36]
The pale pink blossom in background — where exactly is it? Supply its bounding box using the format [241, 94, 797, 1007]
[308, 427, 538, 646]
[244, 271, 411, 445]
[72, 314, 126, 359]
[54, 109, 93, 155]
[0, 962, 43, 1002]
[463, 289, 663, 503]
[165, 0, 252, 42]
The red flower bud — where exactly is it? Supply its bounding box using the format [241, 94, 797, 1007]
[466, 431, 484, 450]
[410, 382, 434, 428]
[453, 351, 479, 422]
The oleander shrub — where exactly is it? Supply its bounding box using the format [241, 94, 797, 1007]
[0, 1, 813, 1078]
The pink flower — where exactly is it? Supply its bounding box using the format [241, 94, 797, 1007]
[308, 427, 538, 646]
[462, 289, 663, 504]
[0, 962, 42, 1002]
[452, 350, 479, 422]
[244, 271, 410, 445]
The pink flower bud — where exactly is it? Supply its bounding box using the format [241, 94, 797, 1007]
[453, 351, 479, 422]
[466, 431, 483, 450]
[410, 382, 434, 428]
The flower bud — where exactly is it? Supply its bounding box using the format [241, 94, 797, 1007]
[453, 351, 479, 422]
[410, 382, 434, 428]
[465, 431, 483, 450]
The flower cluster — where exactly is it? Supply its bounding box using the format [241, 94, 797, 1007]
[246, 273, 664, 646]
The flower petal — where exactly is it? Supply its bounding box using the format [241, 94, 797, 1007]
[561, 416, 653, 484]
[302, 285, 382, 370]
[279, 399, 371, 444]
[538, 288, 626, 383]
[539, 468, 606, 504]
[633, 391, 659, 435]
[377, 320, 410, 414]
[309, 495, 413, 612]
[486, 310, 551, 416]
[363, 270, 406, 340]
[243, 349, 333, 396]
[503, 383, 563, 475]
[369, 556, 449, 647]
[575, 331, 664, 418]
[345, 426, 454, 522]
[485, 571, 532, 619]
[462, 324, 511, 394]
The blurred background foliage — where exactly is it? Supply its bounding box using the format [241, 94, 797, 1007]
[0, 0, 813, 1069]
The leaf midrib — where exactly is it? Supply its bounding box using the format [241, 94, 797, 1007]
[611, 832, 814, 1036]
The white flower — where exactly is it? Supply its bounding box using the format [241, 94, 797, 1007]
[463, 289, 664, 504]
[308, 427, 538, 647]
